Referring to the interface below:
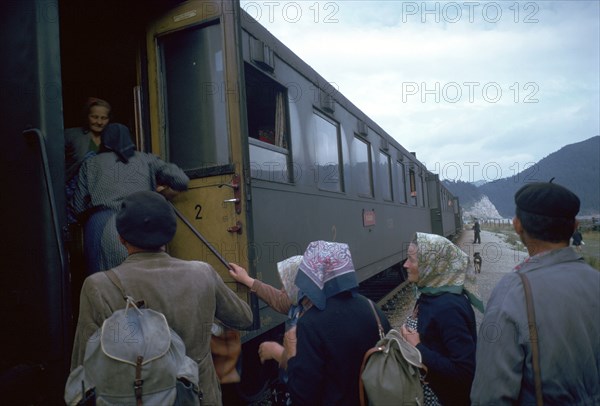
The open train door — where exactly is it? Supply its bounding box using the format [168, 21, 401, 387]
[146, 1, 256, 322]
[0, 1, 71, 403]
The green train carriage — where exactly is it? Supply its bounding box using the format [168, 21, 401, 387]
[0, 1, 461, 403]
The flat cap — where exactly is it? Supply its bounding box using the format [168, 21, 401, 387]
[515, 181, 580, 219]
[116, 191, 177, 249]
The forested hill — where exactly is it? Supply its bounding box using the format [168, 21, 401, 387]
[445, 136, 600, 217]
[442, 180, 483, 208]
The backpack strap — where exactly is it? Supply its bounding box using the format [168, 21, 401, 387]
[105, 269, 127, 300]
[134, 355, 144, 406]
[518, 272, 543, 406]
[105, 269, 145, 308]
[359, 299, 385, 406]
[359, 345, 384, 406]
[367, 299, 385, 340]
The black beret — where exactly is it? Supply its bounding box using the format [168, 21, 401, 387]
[116, 191, 177, 249]
[515, 182, 580, 219]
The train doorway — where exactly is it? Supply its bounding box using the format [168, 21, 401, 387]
[57, 0, 172, 146]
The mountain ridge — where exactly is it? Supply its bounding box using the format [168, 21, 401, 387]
[444, 136, 599, 218]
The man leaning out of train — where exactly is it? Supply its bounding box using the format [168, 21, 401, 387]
[471, 181, 600, 405]
[70, 190, 253, 406]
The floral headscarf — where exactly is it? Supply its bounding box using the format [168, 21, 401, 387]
[413, 232, 484, 313]
[295, 241, 358, 310]
[277, 255, 303, 305]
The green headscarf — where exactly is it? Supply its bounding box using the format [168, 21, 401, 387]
[414, 232, 484, 313]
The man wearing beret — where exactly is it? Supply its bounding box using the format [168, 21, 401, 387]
[471, 182, 600, 405]
[70, 191, 253, 406]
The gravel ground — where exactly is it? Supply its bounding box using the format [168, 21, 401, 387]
[384, 229, 523, 330]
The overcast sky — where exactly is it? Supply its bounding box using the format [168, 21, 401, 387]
[239, 0, 599, 182]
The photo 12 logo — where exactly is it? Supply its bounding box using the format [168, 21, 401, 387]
[426, 161, 541, 183]
[400, 2, 540, 24]
[241, 1, 340, 24]
[402, 82, 540, 104]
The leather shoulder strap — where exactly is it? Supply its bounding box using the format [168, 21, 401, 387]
[359, 345, 384, 406]
[367, 299, 385, 340]
[360, 298, 386, 406]
[105, 269, 127, 301]
[518, 272, 543, 406]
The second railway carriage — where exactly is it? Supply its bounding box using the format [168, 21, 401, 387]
[0, 0, 461, 403]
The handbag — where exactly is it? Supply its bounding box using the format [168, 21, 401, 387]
[359, 300, 425, 406]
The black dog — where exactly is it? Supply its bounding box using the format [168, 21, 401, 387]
[473, 252, 482, 274]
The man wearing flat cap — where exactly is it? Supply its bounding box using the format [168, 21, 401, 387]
[70, 191, 253, 406]
[471, 181, 600, 405]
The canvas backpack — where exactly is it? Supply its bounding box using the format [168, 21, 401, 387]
[359, 300, 424, 406]
[64, 270, 200, 406]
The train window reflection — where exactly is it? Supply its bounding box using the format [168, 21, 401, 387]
[353, 136, 373, 197]
[314, 112, 343, 192]
[396, 160, 407, 204]
[159, 23, 230, 172]
[419, 172, 426, 207]
[379, 151, 392, 201]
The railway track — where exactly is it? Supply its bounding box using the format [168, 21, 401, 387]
[358, 265, 408, 305]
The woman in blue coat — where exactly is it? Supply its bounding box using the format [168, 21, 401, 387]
[401, 232, 483, 406]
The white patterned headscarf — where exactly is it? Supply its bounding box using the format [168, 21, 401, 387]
[277, 255, 303, 305]
[414, 232, 484, 313]
[295, 241, 358, 310]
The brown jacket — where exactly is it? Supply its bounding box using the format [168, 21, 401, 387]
[71, 251, 253, 406]
[251, 279, 292, 314]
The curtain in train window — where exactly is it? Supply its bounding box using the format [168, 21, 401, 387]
[396, 160, 407, 204]
[246, 65, 290, 182]
[314, 112, 342, 192]
[245, 65, 288, 148]
[379, 151, 392, 201]
[353, 136, 373, 197]
[158, 23, 229, 171]
[409, 168, 417, 206]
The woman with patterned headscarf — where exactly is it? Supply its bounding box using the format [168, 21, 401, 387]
[229, 256, 302, 365]
[401, 232, 483, 406]
[283, 240, 391, 406]
[73, 123, 189, 274]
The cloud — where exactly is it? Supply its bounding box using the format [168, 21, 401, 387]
[241, 1, 600, 181]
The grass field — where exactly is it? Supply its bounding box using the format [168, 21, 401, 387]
[481, 223, 600, 270]
[581, 231, 600, 270]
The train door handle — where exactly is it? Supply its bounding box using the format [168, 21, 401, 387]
[227, 221, 243, 234]
[223, 198, 240, 203]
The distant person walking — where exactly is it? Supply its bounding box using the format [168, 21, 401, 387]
[473, 219, 481, 244]
[572, 227, 583, 252]
[471, 181, 600, 405]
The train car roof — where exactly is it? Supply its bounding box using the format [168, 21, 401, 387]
[240, 10, 428, 170]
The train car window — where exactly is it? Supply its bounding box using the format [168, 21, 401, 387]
[379, 151, 393, 201]
[313, 112, 343, 192]
[158, 23, 229, 172]
[353, 136, 373, 197]
[409, 168, 417, 206]
[396, 160, 407, 204]
[245, 64, 291, 182]
[419, 172, 426, 207]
